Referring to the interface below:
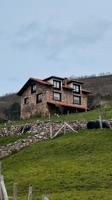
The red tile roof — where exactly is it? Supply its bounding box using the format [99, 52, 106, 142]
[30, 77, 52, 86]
[17, 77, 52, 95]
[82, 89, 90, 93]
[62, 86, 73, 90]
[43, 76, 64, 81]
[17, 76, 91, 96]
[68, 80, 84, 84]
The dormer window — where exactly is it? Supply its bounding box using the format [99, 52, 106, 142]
[53, 80, 61, 90]
[73, 84, 80, 94]
[31, 84, 37, 94]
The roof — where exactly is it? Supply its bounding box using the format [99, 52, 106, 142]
[62, 86, 73, 90]
[31, 77, 52, 85]
[47, 100, 87, 110]
[17, 77, 52, 96]
[67, 80, 84, 84]
[43, 76, 64, 81]
[17, 76, 91, 96]
[82, 89, 91, 93]
[63, 86, 90, 93]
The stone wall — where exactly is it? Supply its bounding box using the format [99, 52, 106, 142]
[0, 121, 87, 137]
[0, 132, 48, 158]
[0, 120, 87, 158]
[81, 93, 87, 108]
[21, 83, 52, 119]
[0, 120, 112, 159]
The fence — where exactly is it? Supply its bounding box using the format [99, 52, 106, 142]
[49, 121, 78, 139]
[0, 161, 50, 200]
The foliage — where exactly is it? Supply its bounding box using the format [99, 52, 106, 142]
[0, 93, 20, 121]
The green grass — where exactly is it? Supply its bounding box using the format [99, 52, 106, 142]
[1, 129, 112, 199]
[0, 132, 33, 147]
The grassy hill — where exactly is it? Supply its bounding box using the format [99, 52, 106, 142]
[2, 129, 112, 200]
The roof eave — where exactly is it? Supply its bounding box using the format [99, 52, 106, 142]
[68, 80, 84, 84]
[43, 76, 64, 81]
[17, 77, 52, 96]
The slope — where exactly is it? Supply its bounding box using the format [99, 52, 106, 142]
[1, 129, 112, 200]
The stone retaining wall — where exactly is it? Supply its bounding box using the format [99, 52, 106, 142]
[0, 121, 87, 158]
[0, 132, 49, 158]
[0, 120, 112, 159]
[0, 121, 87, 137]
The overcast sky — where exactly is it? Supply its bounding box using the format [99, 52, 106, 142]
[0, 0, 112, 96]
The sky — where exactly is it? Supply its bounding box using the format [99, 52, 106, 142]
[0, 0, 112, 96]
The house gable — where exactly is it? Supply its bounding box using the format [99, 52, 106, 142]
[17, 77, 52, 96]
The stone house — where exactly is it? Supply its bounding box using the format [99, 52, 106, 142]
[17, 76, 90, 119]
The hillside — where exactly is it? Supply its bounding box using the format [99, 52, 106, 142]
[0, 93, 20, 121]
[77, 74, 112, 108]
[78, 74, 112, 95]
[2, 129, 112, 200]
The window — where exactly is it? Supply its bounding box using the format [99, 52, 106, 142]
[73, 96, 81, 105]
[73, 84, 80, 93]
[53, 92, 61, 101]
[31, 84, 37, 93]
[36, 93, 42, 103]
[24, 97, 29, 104]
[53, 80, 61, 90]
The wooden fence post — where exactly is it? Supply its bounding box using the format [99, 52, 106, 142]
[99, 115, 103, 129]
[42, 195, 49, 200]
[48, 113, 51, 121]
[12, 183, 17, 200]
[0, 185, 3, 200]
[28, 185, 32, 200]
[64, 122, 78, 133]
[0, 162, 2, 176]
[0, 176, 8, 200]
[64, 123, 66, 135]
[49, 122, 53, 139]
[51, 122, 78, 139]
[0, 162, 2, 200]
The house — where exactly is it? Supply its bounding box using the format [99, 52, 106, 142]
[17, 76, 90, 119]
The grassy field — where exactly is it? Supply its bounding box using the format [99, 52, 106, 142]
[1, 129, 112, 200]
[0, 132, 33, 147]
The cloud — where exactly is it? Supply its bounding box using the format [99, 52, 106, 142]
[8, 77, 20, 82]
[12, 18, 112, 61]
[16, 21, 39, 37]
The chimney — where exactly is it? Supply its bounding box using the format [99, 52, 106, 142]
[63, 77, 68, 86]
